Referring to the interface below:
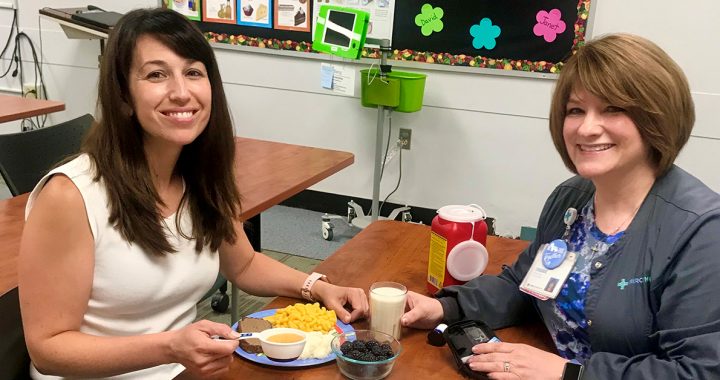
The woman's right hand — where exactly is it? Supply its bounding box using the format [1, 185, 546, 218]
[168, 320, 240, 379]
[401, 291, 444, 329]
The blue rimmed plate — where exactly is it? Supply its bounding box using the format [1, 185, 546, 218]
[232, 308, 354, 367]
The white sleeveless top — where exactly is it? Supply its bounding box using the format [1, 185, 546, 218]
[25, 154, 219, 380]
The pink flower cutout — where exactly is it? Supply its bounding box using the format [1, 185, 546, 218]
[533, 9, 566, 43]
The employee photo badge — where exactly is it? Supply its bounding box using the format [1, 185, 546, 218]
[519, 241, 577, 300]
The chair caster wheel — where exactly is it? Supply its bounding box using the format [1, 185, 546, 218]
[211, 293, 230, 313]
[347, 207, 357, 223]
[402, 211, 413, 222]
[322, 226, 334, 241]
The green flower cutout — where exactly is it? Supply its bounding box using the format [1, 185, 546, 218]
[415, 4, 444, 36]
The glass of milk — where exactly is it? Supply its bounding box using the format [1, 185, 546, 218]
[370, 282, 407, 339]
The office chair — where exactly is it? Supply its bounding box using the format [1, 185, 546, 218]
[0, 113, 94, 196]
[201, 275, 230, 313]
[0, 288, 30, 380]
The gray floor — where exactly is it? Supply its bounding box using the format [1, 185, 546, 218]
[262, 205, 358, 260]
[0, 177, 11, 199]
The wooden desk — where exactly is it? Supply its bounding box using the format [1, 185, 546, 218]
[0, 95, 65, 124]
[0, 137, 353, 297]
[222, 221, 555, 379]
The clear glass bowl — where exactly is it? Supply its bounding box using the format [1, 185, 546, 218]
[330, 330, 402, 380]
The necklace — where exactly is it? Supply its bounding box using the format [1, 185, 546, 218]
[590, 203, 641, 253]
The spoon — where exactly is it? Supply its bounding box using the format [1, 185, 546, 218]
[211, 332, 260, 341]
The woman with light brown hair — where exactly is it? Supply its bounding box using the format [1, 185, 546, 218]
[18, 8, 368, 379]
[401, 34, 720, 379]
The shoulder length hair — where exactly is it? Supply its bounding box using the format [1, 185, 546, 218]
[549, 33, 695, 176]
[84, 8, 241, 255]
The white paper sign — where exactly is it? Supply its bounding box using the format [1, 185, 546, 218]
[321, 63, 355, 96]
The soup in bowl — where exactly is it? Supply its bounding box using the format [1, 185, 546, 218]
[258, 328, 307, 361]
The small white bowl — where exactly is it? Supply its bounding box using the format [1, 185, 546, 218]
[258, 328, 307, 362]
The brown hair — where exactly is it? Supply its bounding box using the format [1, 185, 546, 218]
[84, 8, 241, 255]
[549, 33, 694, 175]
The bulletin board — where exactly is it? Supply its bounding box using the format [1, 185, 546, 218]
[165, 0, 592, 74]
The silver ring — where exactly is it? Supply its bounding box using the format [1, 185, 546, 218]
[503, 361, 511, 372]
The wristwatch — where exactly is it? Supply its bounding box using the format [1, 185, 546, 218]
[562, 362, 584, 380]
[301, 272, 329, 302]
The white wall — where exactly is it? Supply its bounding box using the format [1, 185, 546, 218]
[2, 0, 718, 235]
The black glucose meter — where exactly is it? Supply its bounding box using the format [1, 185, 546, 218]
[442, 320, 500, 379]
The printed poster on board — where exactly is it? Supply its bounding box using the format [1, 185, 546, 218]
[312, 0, 395, 45]
[274, 0, 310, 31]
[203, 0, 237, 23]
[166, 0, 202, 21]
[238, 0, 273, 28]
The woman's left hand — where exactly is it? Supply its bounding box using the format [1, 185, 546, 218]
[466, 342, 567, 380]
[313, 282, 369, 324]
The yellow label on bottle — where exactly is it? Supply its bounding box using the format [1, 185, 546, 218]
[427, 231, 448, 288]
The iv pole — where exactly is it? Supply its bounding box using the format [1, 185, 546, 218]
[321, 36, 411, 238]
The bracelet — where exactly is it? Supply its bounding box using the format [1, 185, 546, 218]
[301, 272, 329, 302]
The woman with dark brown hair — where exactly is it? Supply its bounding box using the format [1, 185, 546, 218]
[401, 34, 720, 379]
[18, 8, 367, 379]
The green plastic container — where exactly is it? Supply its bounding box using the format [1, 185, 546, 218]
[360, 69, 427, 113]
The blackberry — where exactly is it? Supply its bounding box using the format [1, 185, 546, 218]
[340, 341, 353, 355]
[357, 342, 370, 352]
[359, 352, 377, 362]
[351, 340, 367, 352]
[371, 345, 385, 356]
[342, 339, 395, 361]
[347, 350, 363, 360]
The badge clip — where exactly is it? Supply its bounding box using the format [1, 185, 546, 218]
[561, 208, 578, 240]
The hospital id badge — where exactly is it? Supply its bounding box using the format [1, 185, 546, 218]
[519, 242, 576, 300]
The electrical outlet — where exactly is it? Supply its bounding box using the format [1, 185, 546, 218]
[399, 128, 412, 150]
[22, 83, 40, 99]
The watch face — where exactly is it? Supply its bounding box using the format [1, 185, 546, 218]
[563, 363, 583, 380]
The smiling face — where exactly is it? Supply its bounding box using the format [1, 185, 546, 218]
[128, 34, 212, 151]
[562, 87, 656, 183]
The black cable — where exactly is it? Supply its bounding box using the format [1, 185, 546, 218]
[20, 32, 46, 126]
[14, 32, 49, 128]
[17, 34, 24, 96]
[0, 46, 17, 78]
[0, 9, 16, 59]
[379, 140, 403, 217]
[16, 32, 47, 98]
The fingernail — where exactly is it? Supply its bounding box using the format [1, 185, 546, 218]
[230, 331, 241, 338]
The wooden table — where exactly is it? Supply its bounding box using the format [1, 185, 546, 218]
[0, 137, 353, 298]
[222, 220, 555, 379]
[0, 95, 65, 123]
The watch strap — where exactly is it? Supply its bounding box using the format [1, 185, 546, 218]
[301, 272, 329, 302]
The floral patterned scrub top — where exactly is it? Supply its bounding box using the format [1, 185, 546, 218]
[536, 200, 625, 363]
